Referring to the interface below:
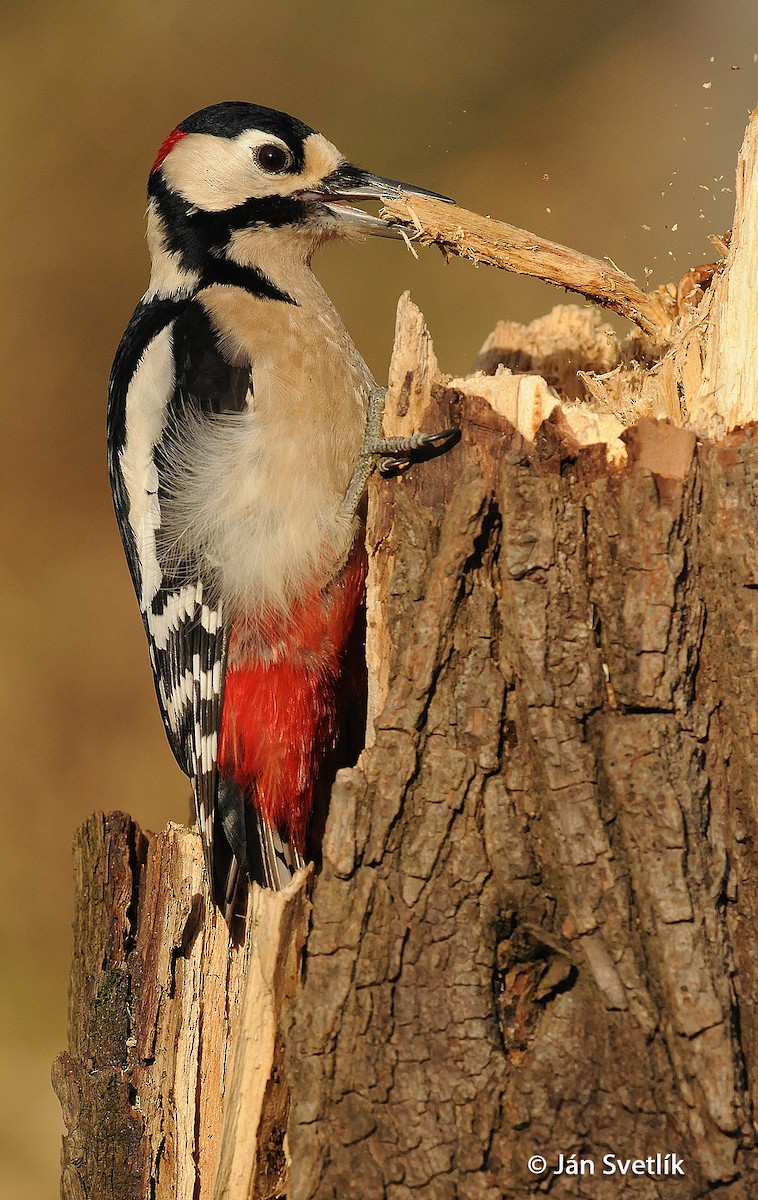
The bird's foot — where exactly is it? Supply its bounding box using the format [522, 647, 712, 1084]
[342, 387, 459, 520]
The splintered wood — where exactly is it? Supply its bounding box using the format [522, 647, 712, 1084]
[381, 105, 758, 440]
[382, 192, 673, 340]
[691, 103, 758, 435]
[53, 815, 311, 1200]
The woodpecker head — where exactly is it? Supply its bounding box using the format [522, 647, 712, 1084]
[145, 101, 452, 296]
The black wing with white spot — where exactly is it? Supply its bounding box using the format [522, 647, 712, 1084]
[108, 295, 249, 909]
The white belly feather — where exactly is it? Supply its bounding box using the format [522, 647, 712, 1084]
[159, 282, 373, 618]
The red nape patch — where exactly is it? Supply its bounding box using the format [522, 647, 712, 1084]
[150, 128, 187, 175]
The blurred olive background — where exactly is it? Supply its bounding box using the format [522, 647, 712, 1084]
[1, 0, 755, 1194]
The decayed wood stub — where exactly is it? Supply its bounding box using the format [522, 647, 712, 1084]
[53, 814, 149, 1200]
[53, 815, 310, 1200]
[285, 286, 758, 1196]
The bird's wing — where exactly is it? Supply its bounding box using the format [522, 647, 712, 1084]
[108, 296, 249, 909]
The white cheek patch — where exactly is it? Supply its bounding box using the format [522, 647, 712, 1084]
[160, 129, 345, 211]
[162, 133, 256, 210]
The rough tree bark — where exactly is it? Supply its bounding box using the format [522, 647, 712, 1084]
[55, 109, 758, 1198]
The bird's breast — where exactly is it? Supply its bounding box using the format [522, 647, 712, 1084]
[200, 282, 372, 487]
[162, 283, 373, 622]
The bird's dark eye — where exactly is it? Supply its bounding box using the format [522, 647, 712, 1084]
[254, 143, 293, 173]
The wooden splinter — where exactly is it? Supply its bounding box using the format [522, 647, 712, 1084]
[382, 192, 672, 341]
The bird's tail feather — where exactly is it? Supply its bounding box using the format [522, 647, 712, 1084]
[215, 776, 304, 926]
[253, 814, 305, 891]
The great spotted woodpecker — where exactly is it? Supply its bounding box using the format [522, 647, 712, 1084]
[108, 102, 456, 924]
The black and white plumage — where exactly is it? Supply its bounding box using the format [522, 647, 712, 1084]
[107, 102, 455, 924]
[109, 293, 231, 899]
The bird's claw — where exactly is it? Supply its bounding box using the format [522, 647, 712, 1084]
[375, 427, 460, 477]
[342, 387, 460, 519]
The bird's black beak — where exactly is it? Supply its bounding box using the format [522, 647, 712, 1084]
[315, 165, 455, 238]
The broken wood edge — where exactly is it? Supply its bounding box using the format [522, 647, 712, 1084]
[365, 292, 632, 743]
[363, 237, 755, 742]
[690, 103, 758, 436]
[381, 104, 758, 433]
[214, 868, 312, 1200]
[445, 366, 629, 465]
[54, 812, 312, 1200]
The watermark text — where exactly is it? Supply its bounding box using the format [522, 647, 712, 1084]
[527, 1152, 685, 1178]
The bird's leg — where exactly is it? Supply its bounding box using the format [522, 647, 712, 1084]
[342, 387, 460, 522]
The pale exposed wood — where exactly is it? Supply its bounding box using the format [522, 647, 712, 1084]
[54, 815, 309, 1200]
[383, 108, 758, 438]
[691, 104, 758, 434]
[214, 873, 311, 1200]
[130, 822, 243, 1199]
[382, 192, 673, 340]
[475, 305, 622, 400]
[365, 294, 440, 744]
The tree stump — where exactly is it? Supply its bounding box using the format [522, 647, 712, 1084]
[55, 108, 758, 1198]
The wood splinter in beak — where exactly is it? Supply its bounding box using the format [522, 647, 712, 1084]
[381, 191, 674, 342]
